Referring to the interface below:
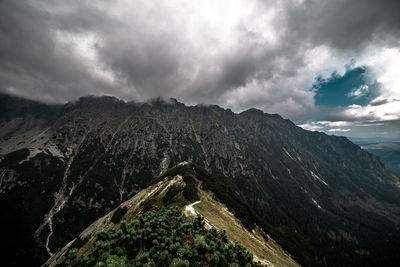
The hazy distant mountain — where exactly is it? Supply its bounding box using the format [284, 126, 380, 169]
[353, 140, 400, 177]
[1, 93, 400, 266]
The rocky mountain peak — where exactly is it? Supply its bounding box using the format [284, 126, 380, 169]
[1, 93, 399, 266]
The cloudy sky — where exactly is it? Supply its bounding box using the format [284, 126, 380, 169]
[1, 0, 400, 139]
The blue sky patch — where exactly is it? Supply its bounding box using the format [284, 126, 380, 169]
[313, 66, 380, 107]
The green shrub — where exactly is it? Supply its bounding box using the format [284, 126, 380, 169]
[57, 207, 263, 267]
[110, 206, 128, 223]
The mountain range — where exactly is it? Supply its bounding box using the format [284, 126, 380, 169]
[1, 93, 400, 266]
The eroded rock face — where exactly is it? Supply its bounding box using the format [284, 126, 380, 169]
[1, 93, 400, 266]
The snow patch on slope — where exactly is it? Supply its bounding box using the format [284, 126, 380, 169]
[283, 148, 295, 161]
[310, 171, 329, 186]
[18, 144, 65, 164]
[312, 198, 322, 209]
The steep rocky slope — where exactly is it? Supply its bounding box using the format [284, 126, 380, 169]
[45, 162, 301, 267]
[1, 93, 400, 266]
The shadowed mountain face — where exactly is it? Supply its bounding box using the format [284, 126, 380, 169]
[1, 93, 400, 266]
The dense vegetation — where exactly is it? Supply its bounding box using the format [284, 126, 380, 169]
[150, 163, 323, 267]
[111, 207, 128, 224]
[56, 207, 263, 266]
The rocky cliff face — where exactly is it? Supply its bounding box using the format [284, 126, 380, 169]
[1, 93, 400, 266]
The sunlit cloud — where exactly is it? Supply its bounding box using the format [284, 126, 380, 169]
[328, 128, 351, 132]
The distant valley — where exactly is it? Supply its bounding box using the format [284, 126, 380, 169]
[352, 139, 400, 177]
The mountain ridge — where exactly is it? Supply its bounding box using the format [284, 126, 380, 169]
[45, 162, 305, 267]
[1, 93, 400, 266]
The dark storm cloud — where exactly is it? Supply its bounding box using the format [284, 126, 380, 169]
[284, 0, 400, 52]
[0, 0, 399, 131]
[0, 0, 301, 106]
[370, 99, 390, 106]
[0, 0, 117, 102]
[96, 23, 186, 100]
